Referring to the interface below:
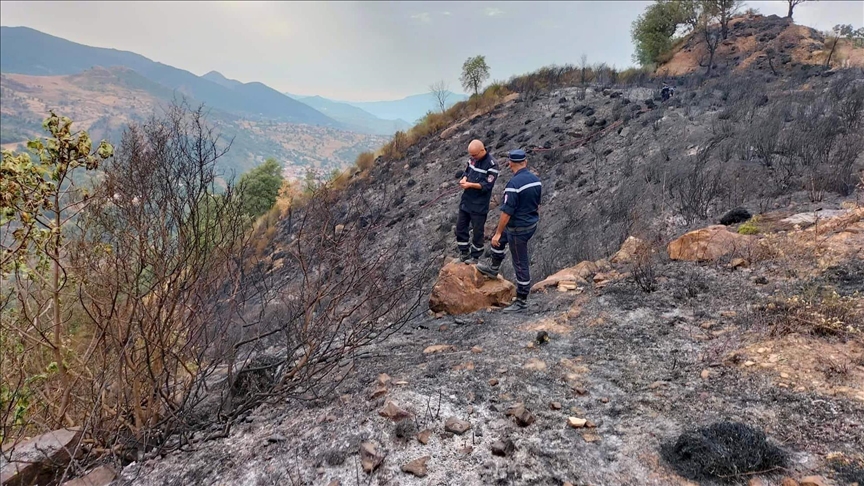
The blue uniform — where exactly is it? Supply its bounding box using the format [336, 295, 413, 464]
[456, 153, 499, 259]
[490, 167, 542, 297]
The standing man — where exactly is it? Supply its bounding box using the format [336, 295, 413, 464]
[456, 139, 499, 264]
[477, 149, 541, 313]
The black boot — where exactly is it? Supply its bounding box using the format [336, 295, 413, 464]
[459, 252, 471, 263]
[503, 294, 528, 313]
[476, 260, 501, 278]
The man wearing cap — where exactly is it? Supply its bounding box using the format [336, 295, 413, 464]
[455, 139, 499, 264]
[477, 149, 542, 312]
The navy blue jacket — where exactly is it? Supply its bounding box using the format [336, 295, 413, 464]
[459, 153, 499, 214]
[501, 168, 542, 228]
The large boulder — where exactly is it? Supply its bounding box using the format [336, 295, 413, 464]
[428, 262, 515, 315]
[609, 236, 647, 264]
[667, 225, 755, 262]
[0, 428, 82, 486]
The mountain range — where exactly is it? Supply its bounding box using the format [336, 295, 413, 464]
[0, 26, 464, 176]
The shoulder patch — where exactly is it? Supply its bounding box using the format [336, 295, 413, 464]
[487, 174, 495, 182]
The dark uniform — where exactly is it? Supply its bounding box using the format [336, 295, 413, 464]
[481, 150, 541, 302]
[661, 85, 674, 101]
[456, 152, 499, 260]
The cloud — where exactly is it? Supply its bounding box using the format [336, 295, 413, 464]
[442, 11, 451, 16]
[484, 7, 504, 17]
[410, 12, 432, 23]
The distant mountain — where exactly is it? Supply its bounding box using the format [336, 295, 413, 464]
[202, 70, 243, 89]
[296, 95, 412, 135]
[1, 67, 388, 176]
[0, 26, 340, 127]
[345, 91, 469, 125]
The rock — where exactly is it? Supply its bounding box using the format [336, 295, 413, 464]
[731, 258, 748, 269]
[701, 369, 711, 380]
[369, 386, 388, 400]
[401, 456, 430, 477]
[359, 442, 384, 474]
[439, 324, 449, 331]
[60, 466, 116, 486]
[491, 438, 516, 457]
[536, 331, 550, 345]
[0, 428, 82, 486]
[667, 225, 756, 262]
[417, 429, 432, 445]
[531, 261, 596, 292]
[488, 378, 499, 386]
[423, 344, 456, 354]
[523, 358, 547, 371]
[799, 476, 829, 486]
[379, 400, 413, 421]
[444, 417, 471, 435]
[471, 346, 483, 353]
[582, 432, 602, 442]
[334, 224, 345, 236]
[748, 479, 768, 486]
[267, 434, 287, 443]
[782, 210, 848, 227]
[568, 417, 588, 428]
[429, 262, 516, 315]
[458, 446, 474, 455]
[506, 404, 536, 427]
[550, 401, 562, 410]
[327, 480, 341, 486]
[720, 207, 752, 225]
[780, 479, 799, 486]
[610, 236, 647, 264]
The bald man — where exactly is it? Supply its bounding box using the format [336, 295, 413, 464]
[455, 139, 499, 263]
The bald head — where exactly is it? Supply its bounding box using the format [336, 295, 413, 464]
[468, 139, 486, 159]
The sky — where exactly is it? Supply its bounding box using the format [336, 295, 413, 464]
[1, 1, 861, 101]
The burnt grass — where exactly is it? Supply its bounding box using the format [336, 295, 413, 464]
[118, 258, 864, 486]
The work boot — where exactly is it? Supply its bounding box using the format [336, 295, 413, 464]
[465, 256, 479, 265]
[502, 296, 528, 313]
[459, 252, 471, 263]
[476, 260, 501, 279]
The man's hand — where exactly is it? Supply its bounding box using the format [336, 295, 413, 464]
[492, 232, 502, 248]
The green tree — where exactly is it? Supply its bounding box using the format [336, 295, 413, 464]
[460, 55, 491, 96]
[0, 111, 112, 426]
[238, 157, 284, 219]
[631, 0, 692, 66]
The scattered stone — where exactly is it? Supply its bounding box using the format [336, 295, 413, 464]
[731, 258, 748, 269]
[379, 400, 412, 421]
[423, 344, 456, 354]
[471, 346, 483, 354]
[582, 432, 602, 443]
[267, 434, 287, 443]
[439, 324, 449, 332]
[585, 420, 597, 428]
[0, 428, 83, 486]
[489, 378, 499, 386]
[359, 442, 384, 474]
[491, 438, 516, 457]
[459, 446, 474, 455]
[369, 386, 388, 400]
[327, 481, 341, 486]
[523, 358, 547, 371]
[401, 456, 430, 477]
[799, 476, 829, 486]
[610, 236, 647, 264]
[506, 404, 536, 427]
[600, 397, 609, 403]
[60, 466, 115, 486]
[550, 401, 562, 410]
[444, 416, 472, 435]
[568, 417, 588, 428]
[417, 429, 432, 445]
[748, 478, 767, 486]
[744, 361, 756, 367]
[780, 479, 799, 486]
[701, 369, 711, 380]
[377, 373, 392, 386]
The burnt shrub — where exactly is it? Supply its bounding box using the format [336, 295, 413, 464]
[660, 422, 788, 482]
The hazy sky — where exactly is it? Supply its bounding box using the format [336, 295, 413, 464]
[1, 1, 861, 101]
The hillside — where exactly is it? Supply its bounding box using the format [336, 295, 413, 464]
[658, 13, 864, 77]
[111, 14, 864, 485]
[0, 26, 340, 127]
[0, 67, 387, 175]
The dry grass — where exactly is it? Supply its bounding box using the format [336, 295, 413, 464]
[760, 286, 862, 339]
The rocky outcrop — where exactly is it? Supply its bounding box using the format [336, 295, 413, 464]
[532, 260, 610, 292]
[667, 225, 755, 262]
[428, 261, 515, 315]
[609, 236, 647, 264]
[0, 428, 82, 486]
[61, 466, 116, 486]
